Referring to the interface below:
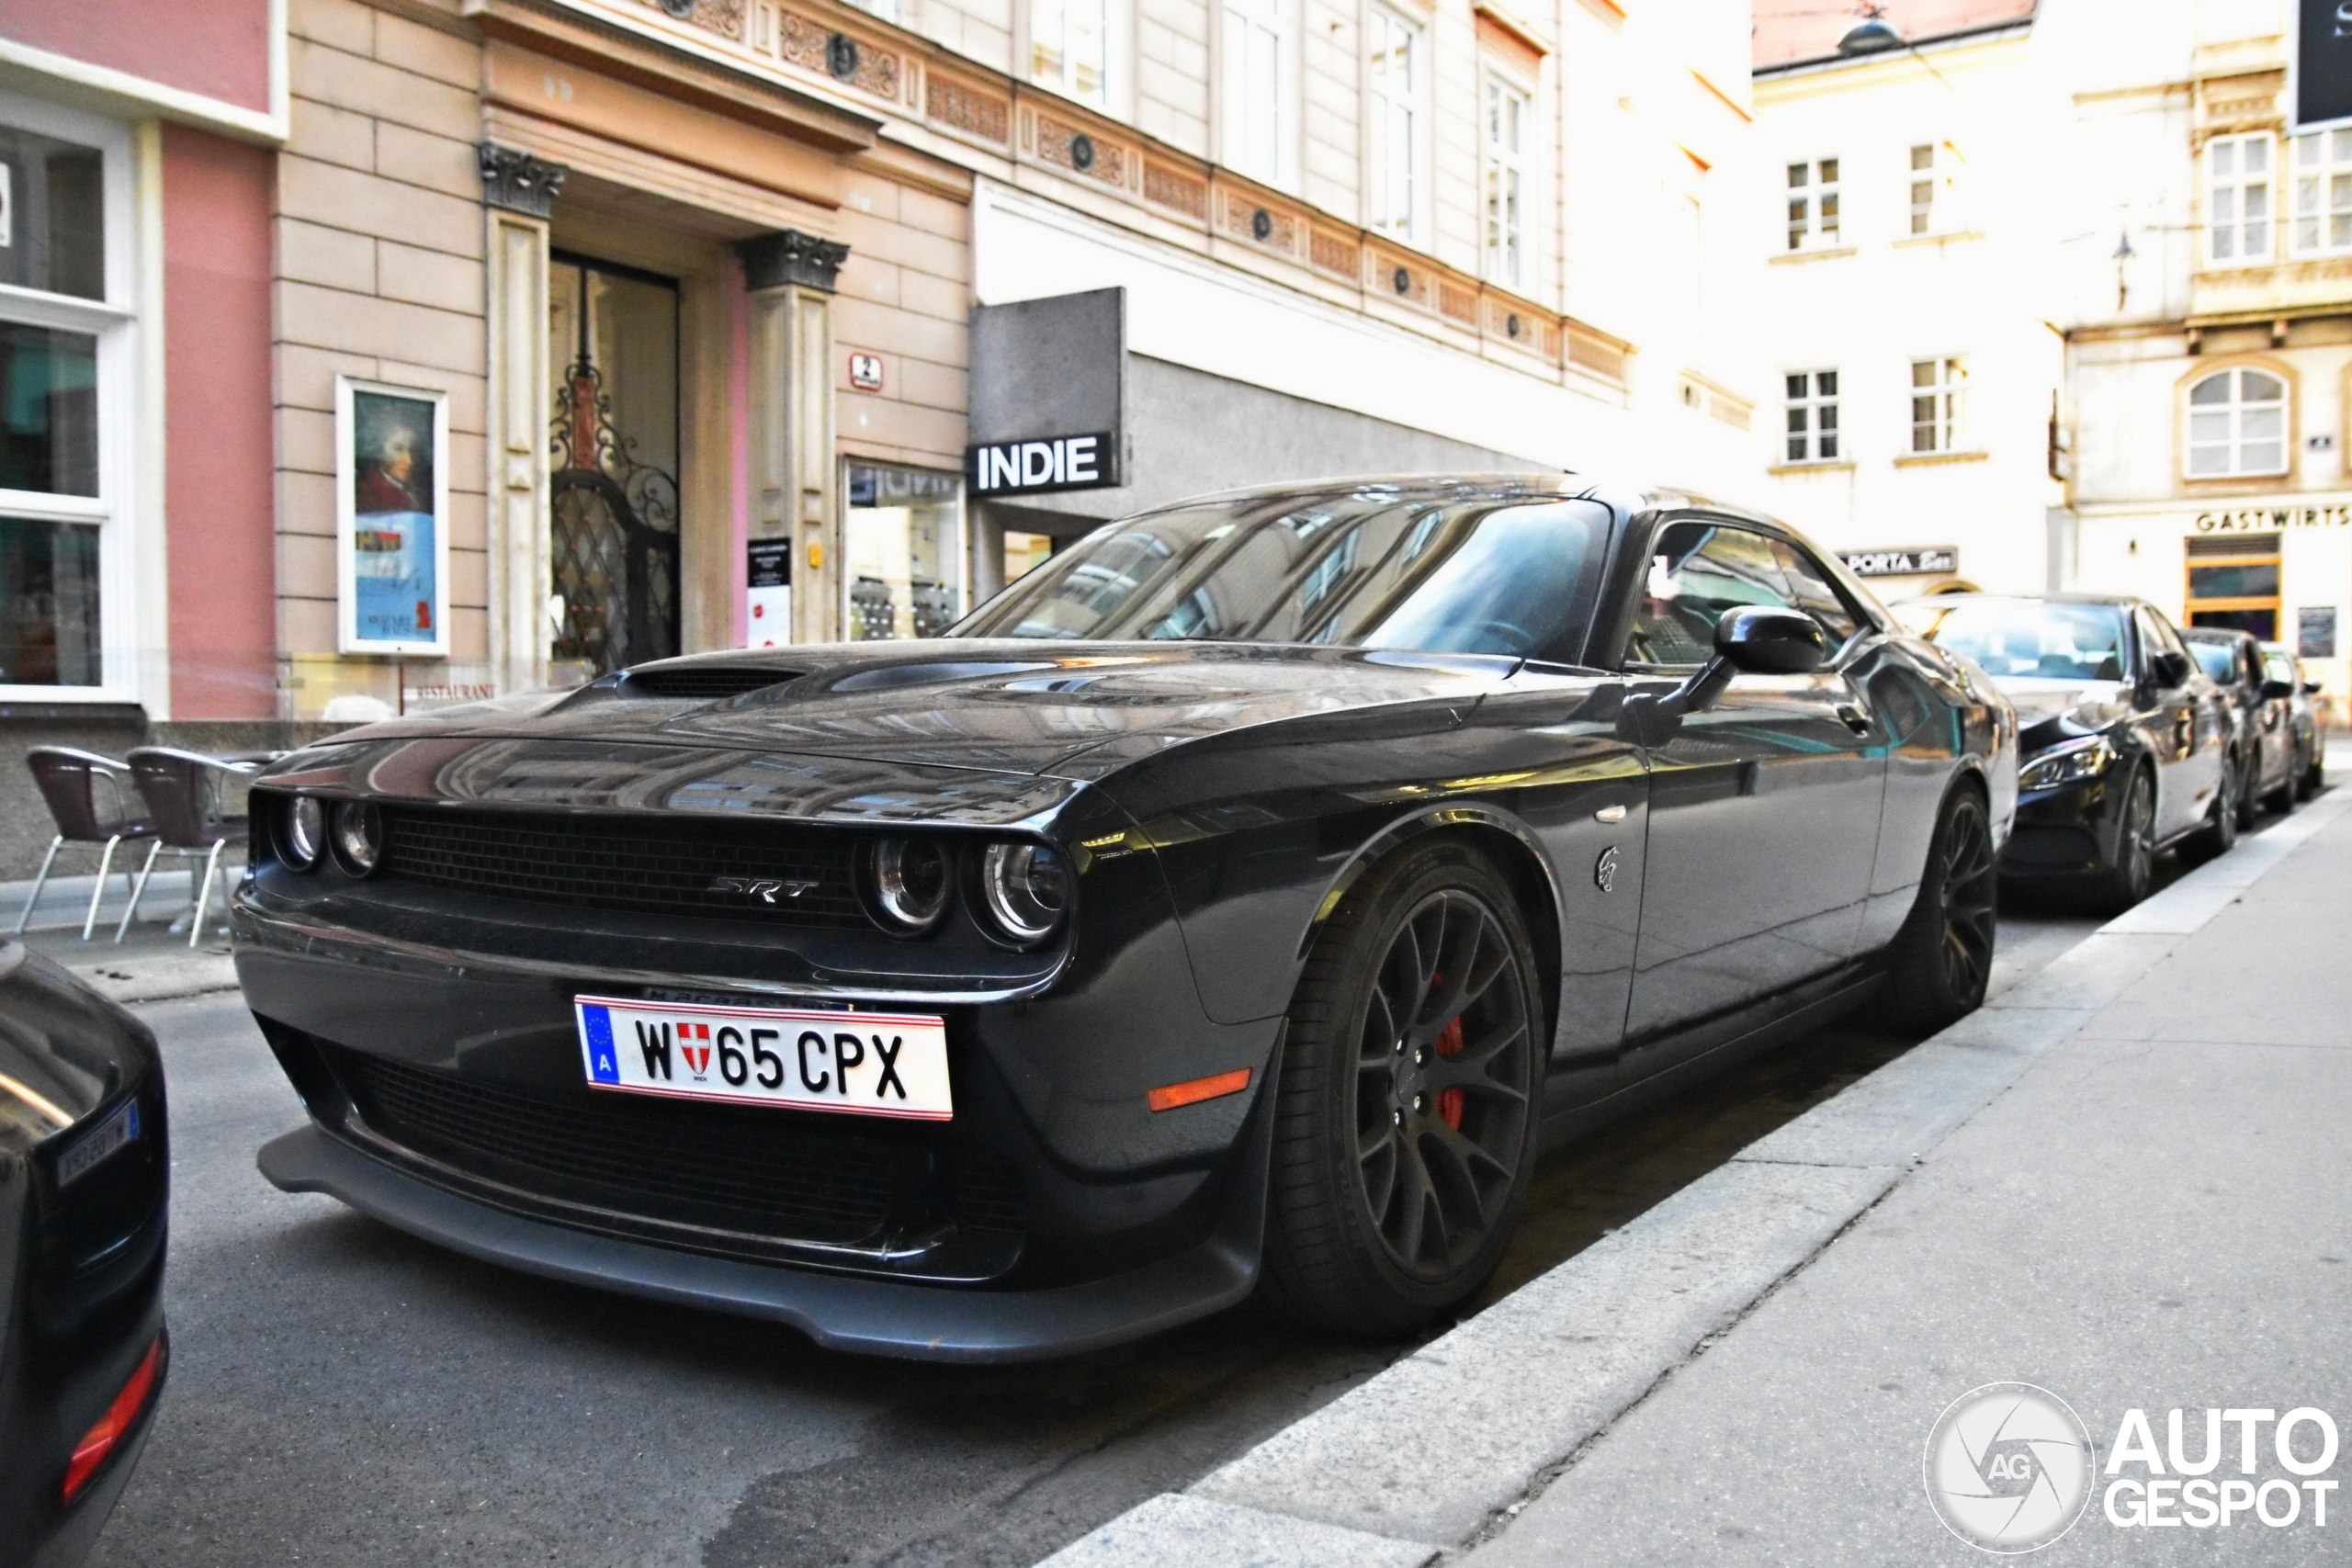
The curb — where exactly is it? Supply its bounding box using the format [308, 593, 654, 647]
[1037, 785, 2352, 1567]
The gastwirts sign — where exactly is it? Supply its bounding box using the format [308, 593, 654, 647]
[969, 432, 1119, 496]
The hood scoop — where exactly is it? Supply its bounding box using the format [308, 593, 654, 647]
[620, 666, 803, 701]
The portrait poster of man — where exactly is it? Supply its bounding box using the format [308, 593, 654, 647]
[336, 378, 449, 656]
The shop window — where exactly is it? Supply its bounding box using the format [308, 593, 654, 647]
[1786, 157, 1838, 252]
[845, 463, 964, 640]
[2185, 367, 2287, 478]
[2207, 133, 2272, 265]
[0, 100, 127, 698]
[1366, 6, 1420, 243]
[1784, 369, 1839, 463]
[2291, 129, 2352, 255]
[1910, 356, 1967, 453]
[1222, 0, 1289, 183]
[2185, 532, 2280, 642]
[1484, 75, 1530, 288]
[1004, 530, 1056, 584]
[1032, 0, 1109, 107]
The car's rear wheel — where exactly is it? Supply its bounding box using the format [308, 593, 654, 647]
[2266, 749, 2298, 815]
[2177, 759, 2238, 867]
[2299, 740, 2321, 801]
[2092, 767, 2156, 915]
[1883, 785, 1996, 1031]
[2235, 750, 2261, 829]
[1260, 840, 1541, 1336]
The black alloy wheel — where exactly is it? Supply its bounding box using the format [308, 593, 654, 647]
[2236, 749, 2261, 830]
[1261, 840, 1541, 1335]
[2094, 766, 2156, 915]
[2302, 741, 2324, 800]
[2179, 757, 2238, 867]
[1884, 786, 1997, 1031]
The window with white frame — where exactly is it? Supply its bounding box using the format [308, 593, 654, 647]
[1786, 157, 1838, 252]
[1784, 371, 1840, 463]
[2186, 367, 2288, 477]
[0, 98, 132, 697]
[1365, 6, 1420, 241]
[2291, 129, 2352, 255]
[1909, 143, 1937, 233]
[1223, 0, 1287, 183]
[1485, 75, 1530, 287]
[1032, 0, 1110, 107]
[1910, 357, 1967, 453]
[2207, 133, 2273, 264]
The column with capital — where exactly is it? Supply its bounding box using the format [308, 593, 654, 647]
[478, 143, 565, 692]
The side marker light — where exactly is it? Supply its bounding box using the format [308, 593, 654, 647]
[1147, 1068, 1252, 1113]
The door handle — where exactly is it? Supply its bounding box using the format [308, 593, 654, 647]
[1836, 705, 1871, 734]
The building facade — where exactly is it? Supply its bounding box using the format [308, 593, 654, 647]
[2, 0, 1767, 876]
[1747, 0, 2066, 604]
[2055, 0, 2352, 708]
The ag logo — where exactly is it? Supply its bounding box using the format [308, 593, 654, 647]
[1925, 1382, 2094, 1552]
[1594, 845, 1620, 894]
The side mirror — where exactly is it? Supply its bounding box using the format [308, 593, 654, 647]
[2306, 680, 2325, 695]
[1716, 605, 1830, 674]
[2260, 678, 2295, 702]
[2150, 650, 2193, 689]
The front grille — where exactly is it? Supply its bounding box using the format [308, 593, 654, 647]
[331, 1048, 1026, 1254]
[379, 806, 870, 928]
[623, 666, 799, 700]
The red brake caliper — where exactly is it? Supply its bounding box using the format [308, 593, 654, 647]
[1432, 971, 1465, 1131]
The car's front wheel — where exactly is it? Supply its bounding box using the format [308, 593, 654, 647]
[1883, 784, 1996, 1031]
[2092, 766, 2156, 915]
[1260, 840, 1541, 1336]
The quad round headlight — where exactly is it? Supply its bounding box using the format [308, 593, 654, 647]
[330, 800, 384, 876]
[978, 841, 1070, 946]
[282, 795, 326, 872]
[862, 836, 952, 934]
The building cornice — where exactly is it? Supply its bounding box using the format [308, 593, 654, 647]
[1752, 19, 2032, 84]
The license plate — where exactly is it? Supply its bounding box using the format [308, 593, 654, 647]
[573, 994, 953, 1122]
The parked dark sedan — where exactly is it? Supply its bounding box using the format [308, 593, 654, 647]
[2259, 640, 2327, 799]
[2183, 626, 2299, 819]
[233, 478, 2013, 1359]
[1895, 592, 2234, 912]
[0, 941, 171, 1568]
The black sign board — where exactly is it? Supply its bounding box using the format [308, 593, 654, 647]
[2300, 605, 2337, 660]
[967, 433, 1119, 497]
[1839, 546, 1959, 578]
[2295, 0, 2352, 131]
[747, 537, 791, 589]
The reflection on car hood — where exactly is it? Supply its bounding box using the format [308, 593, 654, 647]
[1996, 678, 2133, 747]
[277, 641, 1523, 780]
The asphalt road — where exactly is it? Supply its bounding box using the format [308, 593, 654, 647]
[83, 893, 2138, 1568]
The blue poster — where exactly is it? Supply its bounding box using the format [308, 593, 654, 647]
[350, 390, 438, 646]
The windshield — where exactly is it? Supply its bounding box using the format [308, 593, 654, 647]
[2186, 639, 2239, 684]
[956, 489, 1613, 660]
[1897, 597, 2129, 682]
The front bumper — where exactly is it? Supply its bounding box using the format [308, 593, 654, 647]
[1997, 767, 2128, 880]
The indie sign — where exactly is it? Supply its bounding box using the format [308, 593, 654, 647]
[1839, 546, 1958, 578]
[967, 432, 1118, 496]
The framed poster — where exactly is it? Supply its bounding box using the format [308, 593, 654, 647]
[335, 376, 450, 656]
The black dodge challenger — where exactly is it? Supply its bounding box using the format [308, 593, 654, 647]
[234, 477, 2016, 1359]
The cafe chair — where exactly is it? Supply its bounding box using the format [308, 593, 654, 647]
[119, 748, 256, 948]
[15, 748, 157, 941]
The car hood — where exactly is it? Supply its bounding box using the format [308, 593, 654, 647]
[296, 640, 1523, 780]
[1996, 678, 2135, 750]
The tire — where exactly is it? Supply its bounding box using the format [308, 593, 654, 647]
[2177, 757, 2239, 868]
[2266, 750, 2298, 816]
[2234, 750, 2260, 830]
[2092, 767, 2156, 916]
[1259, 839, 1543, 1336]
[2301, 743, 2322, 801]
[1883, 785, 1997, 1032]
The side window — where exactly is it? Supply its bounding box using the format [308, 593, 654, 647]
[2264, 649, 2297, 688]
[1772, 540, 1860, 645]
[2137, 608, 2188, 680]
[1625, 522, 1800, 667]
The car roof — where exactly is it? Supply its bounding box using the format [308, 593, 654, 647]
[2179, 626, 2256, 645]
[1114, 472, 1781, 532]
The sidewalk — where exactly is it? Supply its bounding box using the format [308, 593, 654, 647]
[1047, 784, 2352, 1566]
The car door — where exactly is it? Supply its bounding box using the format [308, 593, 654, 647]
[1615, 517, 1887, 1070]
[2135, 608, 2222, 837]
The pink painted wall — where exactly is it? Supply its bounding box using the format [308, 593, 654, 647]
[162, 123, 277, 719]
[2, 0, 273, 115]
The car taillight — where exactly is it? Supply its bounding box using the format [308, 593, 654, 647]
[62, 1335, 162, 1503]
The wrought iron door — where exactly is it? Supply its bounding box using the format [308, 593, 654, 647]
[548, 256, 680, 674]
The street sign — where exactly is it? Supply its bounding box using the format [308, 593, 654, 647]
[2291, 0, 2352, 133]
[1839, 546, 1959, 578]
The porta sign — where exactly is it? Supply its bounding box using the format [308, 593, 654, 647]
[1840, 546, 1958, 578]
[968, 433, 1118, 496]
